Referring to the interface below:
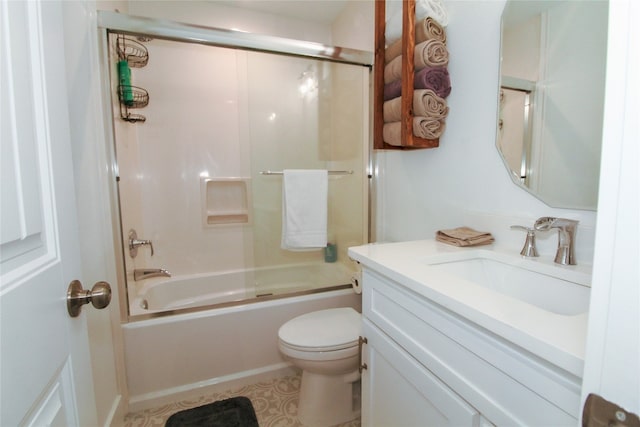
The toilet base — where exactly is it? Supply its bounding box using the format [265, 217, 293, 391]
[297, 370, 361, 426]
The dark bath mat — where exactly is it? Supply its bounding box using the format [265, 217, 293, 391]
[165, 396, 259, 427]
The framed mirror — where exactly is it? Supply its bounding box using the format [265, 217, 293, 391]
[497, 1, 608, 210]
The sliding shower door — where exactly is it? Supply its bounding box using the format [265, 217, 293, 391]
[109, 32, 369, 315]
[246, 53, 369, 294]
[245, 52, 369, 297]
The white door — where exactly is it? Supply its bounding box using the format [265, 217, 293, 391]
[581, 0, 639, 423]
[1, 0, 100, 425]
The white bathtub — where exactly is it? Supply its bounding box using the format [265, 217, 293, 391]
[122, 287, 361, 411]
[129, 262, 355, 316]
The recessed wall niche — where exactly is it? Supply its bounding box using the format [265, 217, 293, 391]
[201, 178, 252, 226]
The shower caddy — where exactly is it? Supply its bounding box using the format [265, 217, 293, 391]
[373, 0, 447, 149]
[116, 35, 149, 123]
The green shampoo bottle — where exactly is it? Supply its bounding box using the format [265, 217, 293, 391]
[118, 60, 134, 105]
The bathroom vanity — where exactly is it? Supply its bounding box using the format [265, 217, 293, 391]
[348, 240, 591, 426]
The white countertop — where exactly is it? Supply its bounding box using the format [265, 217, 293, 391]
[348, 240, 592, 377]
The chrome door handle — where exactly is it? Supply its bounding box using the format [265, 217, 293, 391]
[67, 280, 112, 318]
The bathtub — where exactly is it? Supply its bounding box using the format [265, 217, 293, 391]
[122, 263, 361, 411]
[129, 262, 355, 316]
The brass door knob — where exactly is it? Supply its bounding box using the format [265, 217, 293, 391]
[67, 280, 112, 317]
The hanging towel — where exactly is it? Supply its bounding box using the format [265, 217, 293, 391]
[281, 169, 328, 250]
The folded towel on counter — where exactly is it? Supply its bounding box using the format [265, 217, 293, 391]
[382, 116, 446, 145]
[385, 0, 449, 44]
[435, 227, 495, 247]
[384, 40, 449, 83]
[383, 89, 449, 123]
[385, 17, 447, 63]
[281, 169, 328, 250]
[383, 67, 451, 101]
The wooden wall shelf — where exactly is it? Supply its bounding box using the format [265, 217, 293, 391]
[374, 0, 440, 150]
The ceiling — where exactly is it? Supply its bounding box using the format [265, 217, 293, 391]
[213, 0, 348, 25]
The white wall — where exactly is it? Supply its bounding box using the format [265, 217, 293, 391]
[375, 0, 597, 265]
[332, 0, 375, 51]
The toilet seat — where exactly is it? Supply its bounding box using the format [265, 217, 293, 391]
[279, 341, 359, 362]
[278, 307, 361, 352]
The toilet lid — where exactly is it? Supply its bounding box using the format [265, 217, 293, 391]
[278, 307, 361, 350]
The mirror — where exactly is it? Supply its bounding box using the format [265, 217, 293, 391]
[497, 1, 608, 210]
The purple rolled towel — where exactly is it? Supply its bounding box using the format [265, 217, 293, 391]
[383, 67, 451, 101]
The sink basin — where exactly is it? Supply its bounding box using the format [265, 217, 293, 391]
[426, 254, 590, 316]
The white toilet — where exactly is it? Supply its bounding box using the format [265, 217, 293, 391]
[278, 307, 362, 426]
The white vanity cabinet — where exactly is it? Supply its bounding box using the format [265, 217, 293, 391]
[359, 268, 581, 427]
[361, 319, 484, 426]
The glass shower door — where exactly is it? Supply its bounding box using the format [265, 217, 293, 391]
[245, 52, 369, 297]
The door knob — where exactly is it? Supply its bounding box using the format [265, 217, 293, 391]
[67, 280, 112, 318]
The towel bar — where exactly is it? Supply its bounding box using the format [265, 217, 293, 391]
[260, 170, 353, 176]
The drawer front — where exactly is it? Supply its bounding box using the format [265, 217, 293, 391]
[362, 319, 480, 427]
[362, 269, 580, 426]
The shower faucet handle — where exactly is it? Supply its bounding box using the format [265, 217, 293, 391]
[128, 229, 154, 258]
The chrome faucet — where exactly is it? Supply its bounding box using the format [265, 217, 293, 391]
[133, 268, 171, 281]
[534, 217, 579, 265]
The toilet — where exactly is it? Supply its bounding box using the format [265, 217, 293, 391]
[278, 307, 362, 426]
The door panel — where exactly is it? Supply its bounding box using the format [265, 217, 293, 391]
[362, 320, 480, 427]
[0, 0, 97, 425]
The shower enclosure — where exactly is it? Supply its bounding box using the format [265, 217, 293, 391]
[100, 12, 372, 318]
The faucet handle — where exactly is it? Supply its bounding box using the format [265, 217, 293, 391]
[128, 229, 154, 258]
[510, 225, 539, 257]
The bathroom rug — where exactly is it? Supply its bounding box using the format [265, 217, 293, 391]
[165, 396, 259, 427]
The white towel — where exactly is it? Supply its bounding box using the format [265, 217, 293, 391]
[281, 169, 328, 250]
[385, 0, 449, 44]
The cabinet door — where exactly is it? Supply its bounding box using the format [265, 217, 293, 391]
[362, 319, 481, 427]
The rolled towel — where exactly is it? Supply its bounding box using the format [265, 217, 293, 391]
[383, 67, 451, 101]
[385, 0, 449, 44]
[416, 39, 449, 68]
[384, 40, 449, 83]
[382, 121, 403, 146]
[413, 115, 446, 139]
[385, 17, 447, 63]
[383, 89, 449, 123]
[382, 117, 446, 146]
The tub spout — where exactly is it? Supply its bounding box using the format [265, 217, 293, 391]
[134, 268, 171, 281]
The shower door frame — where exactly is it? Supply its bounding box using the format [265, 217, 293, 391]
[96, 11, 374, 321]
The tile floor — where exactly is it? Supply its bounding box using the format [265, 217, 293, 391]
[123, 374, 361, 427]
